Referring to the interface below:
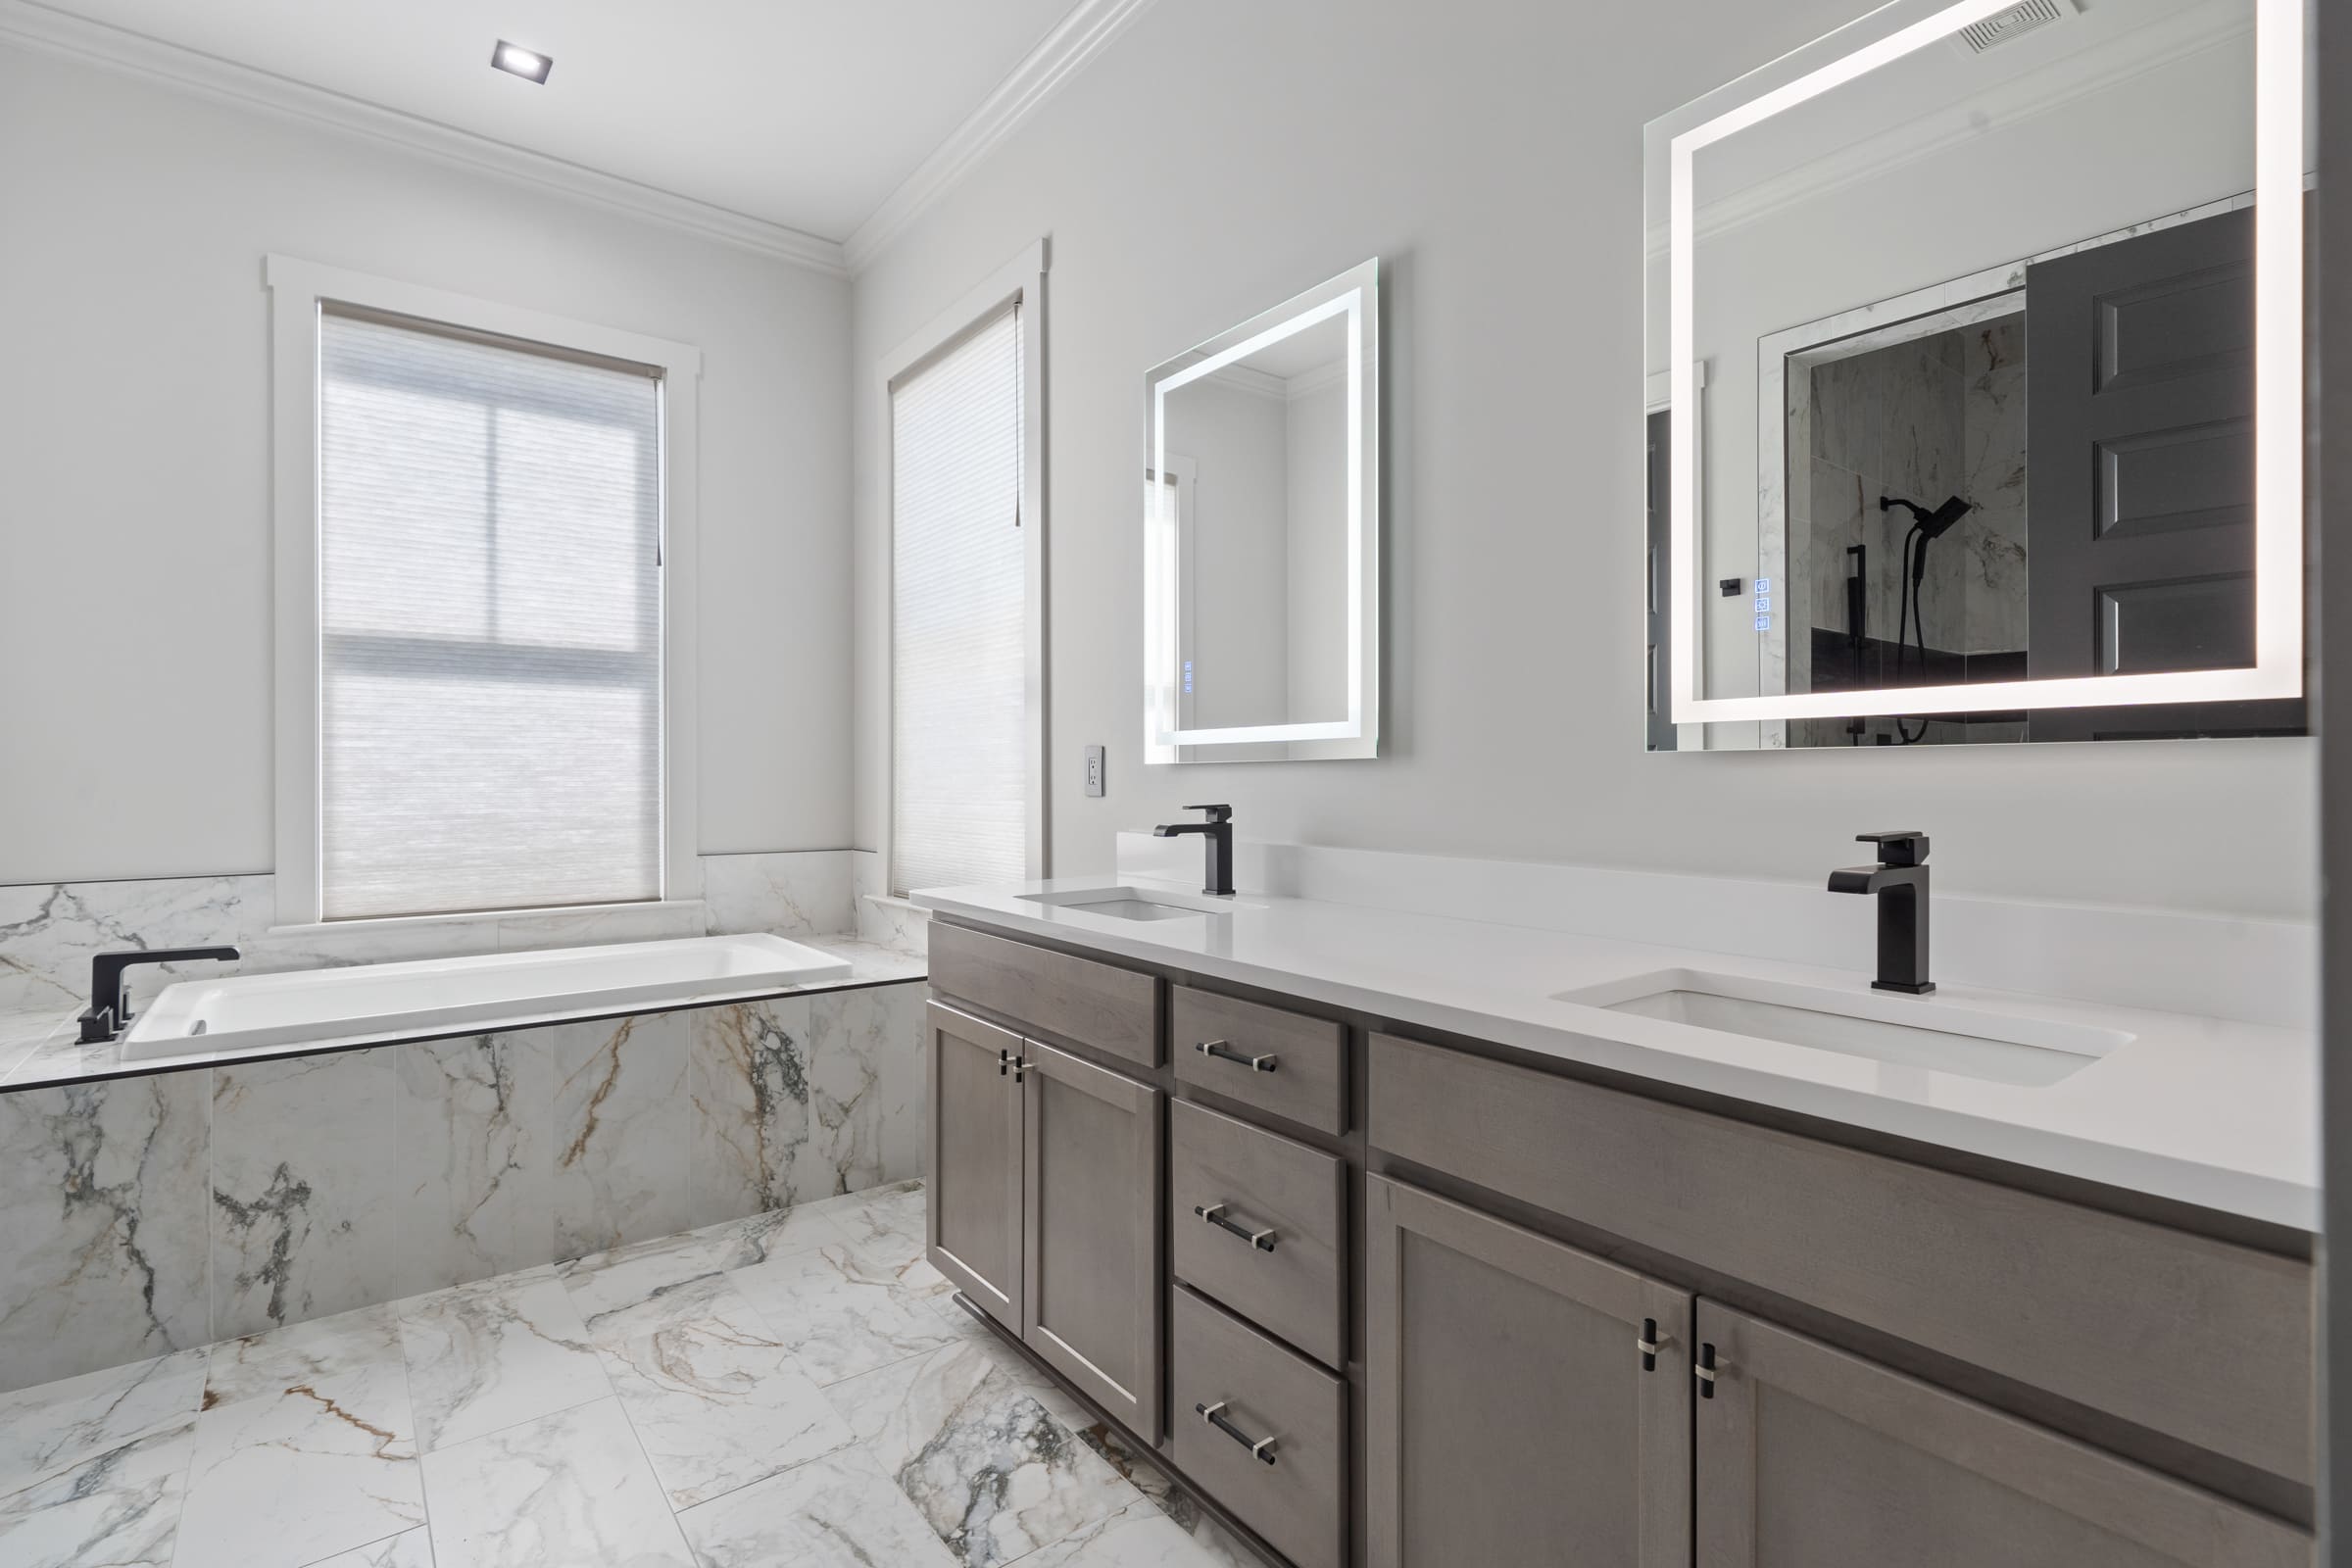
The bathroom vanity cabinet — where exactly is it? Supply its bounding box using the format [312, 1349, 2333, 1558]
[924, 917, 2315, 1568]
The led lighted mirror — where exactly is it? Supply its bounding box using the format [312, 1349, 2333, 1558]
[1145, 260, 1380, 763]
[1642, 0, 2309, 750]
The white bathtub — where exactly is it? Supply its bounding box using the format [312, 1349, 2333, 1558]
[118, 933, 853, 1062]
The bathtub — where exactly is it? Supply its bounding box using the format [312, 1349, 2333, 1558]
[117, 933, 853, 1062]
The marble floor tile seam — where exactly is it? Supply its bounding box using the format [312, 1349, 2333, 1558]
[0, 1182, 1264, 1568]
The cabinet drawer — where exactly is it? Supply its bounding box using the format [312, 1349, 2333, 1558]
[929, 920, 1160, 1068]
[1370, 1032, 2315, 1487]
[1170, 1100, 1347, 1368]
[1171, 1286, 1346, 1568]
[1171, 984, 1345, 1134]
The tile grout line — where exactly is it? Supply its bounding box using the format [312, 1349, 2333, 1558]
[389, 1305, 438, 1566]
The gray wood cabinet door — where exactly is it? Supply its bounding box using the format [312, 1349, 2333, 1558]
[1695, 1302, 2310, 1568]
[1022, 1039, 1165, 1441]
[1365, 1176, 1692, 1568]
[925, 1002, 1024, 1330]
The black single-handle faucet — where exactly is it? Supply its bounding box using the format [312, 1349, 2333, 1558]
[1827, 832, 1933, 995]
[78, 947, 240, 1044]
[1153, 805, 1236, 897]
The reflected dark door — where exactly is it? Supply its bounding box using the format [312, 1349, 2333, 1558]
[2024, 208, 2302, 739]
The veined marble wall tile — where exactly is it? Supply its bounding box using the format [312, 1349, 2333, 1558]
[394, 1033, 556, 1292]
[0, 1075, 211, 1392]
[494, 900, 708, 954]
[1961, 317, 2031, 658]
[688, 997, 818, 1227]
[833, 986, 927, 1186]
[211, 1050, 404, 1341]
[701, 851, 857, 940]
[857, 894, 931, 955]
[0, 874, 268, 1013]
[550, 1011, 691, 1260]
[806, 986, 918, 1197]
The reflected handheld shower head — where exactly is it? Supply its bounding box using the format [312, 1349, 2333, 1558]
[1880, 493, 1973, 540]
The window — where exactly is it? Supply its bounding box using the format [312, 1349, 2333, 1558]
[891, 306, 1027, 895]
[269, 260, 701, 925]
[886, 244, 1046, 897]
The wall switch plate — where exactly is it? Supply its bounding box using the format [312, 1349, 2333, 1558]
[1084, 745, 1105, 798]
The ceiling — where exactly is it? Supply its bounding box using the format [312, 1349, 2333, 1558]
[11, 0, 1092, 249]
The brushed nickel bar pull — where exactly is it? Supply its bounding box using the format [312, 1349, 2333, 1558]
[1695, 1343, 1718, 1398]
[1196, 1039, 1278, 1072]
[1194, 1202, 1278, 1252]
[1638, 1318, 1660, 1372]
[1196, 1400, 1278, 1464]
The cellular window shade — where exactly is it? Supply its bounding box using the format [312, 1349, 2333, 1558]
[892, 304, 1026, 895]
[318, 309, 664, 920]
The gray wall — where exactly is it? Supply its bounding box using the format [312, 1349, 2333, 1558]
[849, 0, 2317, 918]
[0, 44, 855, 884]
[2316, 0, 2345, 1554]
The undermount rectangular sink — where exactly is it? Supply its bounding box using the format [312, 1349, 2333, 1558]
[1016, 885, 1258, 921]
[1554, 969, 2132, 1088]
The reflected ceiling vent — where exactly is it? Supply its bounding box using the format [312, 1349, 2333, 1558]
[1946, 0, 2080, 58]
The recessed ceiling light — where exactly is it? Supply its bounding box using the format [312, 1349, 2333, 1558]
[491, 40, 552, 83]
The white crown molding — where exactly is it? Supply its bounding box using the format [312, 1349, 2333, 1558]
[843, 0, 1159, 272]
[1202, 361, 1290, 400]
[1284, 356, 1348, 402]
[0, 0, 850, 275]
[1642, 0, 2252, 261]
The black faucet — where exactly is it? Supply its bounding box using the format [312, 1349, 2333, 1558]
[1153, 805, 1235, 897]
[1827, 832, 1934, 995]
[78, 947, 240, 1044]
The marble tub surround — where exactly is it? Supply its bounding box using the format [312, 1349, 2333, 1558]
[0, 933, 923, 1093]
[854, 846, 933, 953]
[0, 847, 869, 1019]
[924, 838, 2320, 1229]
[0, 1183, 1264, 1568]
[0, 981, 928, 1396]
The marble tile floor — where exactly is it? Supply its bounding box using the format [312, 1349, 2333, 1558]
[0, 1178, 1263, 1568]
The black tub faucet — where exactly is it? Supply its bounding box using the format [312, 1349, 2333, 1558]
[1827, 832, 1934, 995]
[79, 947, 240, 1044]
[1154, 805, 1235, 897]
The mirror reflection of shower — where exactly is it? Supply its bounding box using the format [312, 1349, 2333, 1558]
[1881, 493, 1975, 744]
[1794, 316, 2032, 747]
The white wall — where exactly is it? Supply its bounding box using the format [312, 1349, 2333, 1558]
[1285, 376, 1348, 722]
[0, 43, 854, 885]
[851, 0, 2317, 918]
[1168, 378, 1291, 729]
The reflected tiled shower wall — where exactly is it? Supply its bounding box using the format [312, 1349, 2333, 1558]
[1792, 318, 2030, 746]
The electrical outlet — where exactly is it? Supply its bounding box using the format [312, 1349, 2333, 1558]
[1084, 745, 1105, 798]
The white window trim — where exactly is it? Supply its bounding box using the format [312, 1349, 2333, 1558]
[264, 256, 704, 928]
[877, 240, 1051, 893]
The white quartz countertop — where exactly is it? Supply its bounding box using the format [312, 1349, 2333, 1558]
[914, 879, 2319, 1231]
